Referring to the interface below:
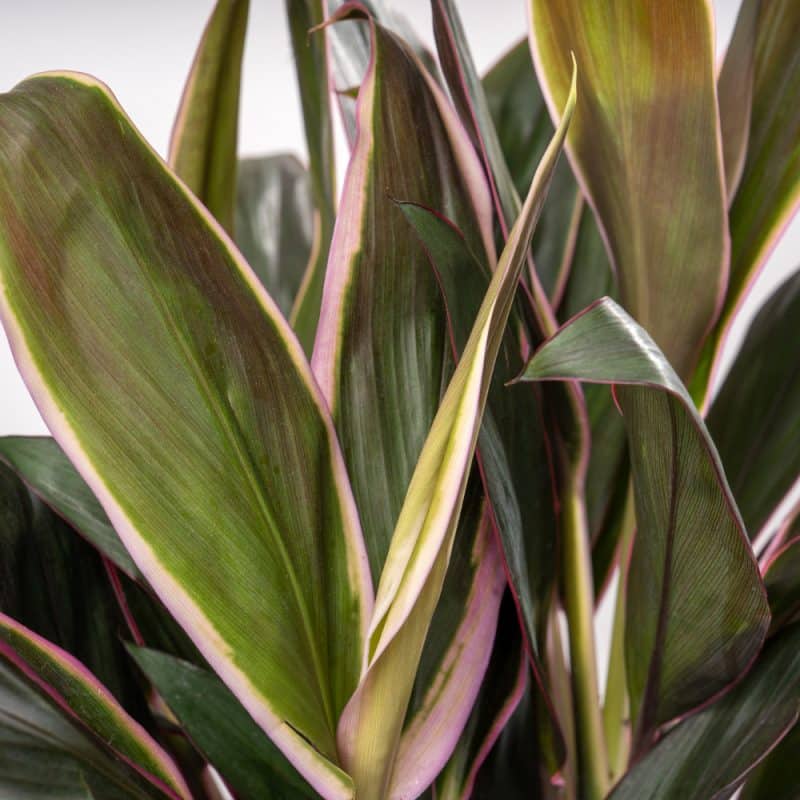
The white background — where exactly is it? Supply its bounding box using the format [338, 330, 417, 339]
[0, 1, 796, 676]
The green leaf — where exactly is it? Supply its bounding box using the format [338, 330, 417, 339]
[763, 535, 800, 634]
[0, 435, 136, 578]
[285, 0, 337, 354]
[610, 623, 800, 800]
[0, 660, 171, 800]
[0, 73, 372, 798]
[234, 155, 314, 318]
[707, 269, 800, 539]
[169, 0, 248, 233]
[332, 35, 577, 797]
[693, 0, 800, 402]
[0, 461, 148, 721]
[129, 647, 315, 800]
[739, 717, 800, 800]
[529, 0, 728, 380]
[519, 298, 770, 749]
[0, 618, 190, 799]
[311, 9, 494, 585]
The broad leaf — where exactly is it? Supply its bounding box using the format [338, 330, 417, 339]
[333, 44, 577, 799]
[0, 617, 189, 799]
[0, 73, 372, 798]
[739, 718, 800, 800]
[285, 0, 336, 353]
[234, 155, 313, 318]
[0, 660, 173, 799]
[0, 462, 148, 719]
[0, 435, 136, 577]
[610, 623, 800, 800]
[129, 647, 315, 800]
[519, 298, 770, 748]
[694, 0, 800, 400]
[529, 0, 728, 379]
[707, 269, 800, 539]
[169, 0, 248, 233]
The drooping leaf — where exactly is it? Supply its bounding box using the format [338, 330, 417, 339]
[693, 0, 800, 401]
[519, 298, 770, 748]
[0, 617, 190, 799]
[234, 155, 313, 318]
[739, 717, 800, 800]
[529, 0, 728, 380]
[0, 462, 148, 720]
[763, 536, 800, 634]
[285, 0, 336, 353]
[706, 268, 800, 540]
[169, 0, 249, 233]
[333, 43, 576, 798]
[129, 647, 315, 800]
[0, 660, 173, 800]
[609, 623, 800, 800]
[0, 73, 373, 799]
[0, 435, 136, 577]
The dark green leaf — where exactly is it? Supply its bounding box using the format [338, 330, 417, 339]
[739, 717, 800, 800]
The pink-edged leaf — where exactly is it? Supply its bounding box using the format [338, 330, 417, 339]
[0, 72, 372, 799]
[169, 0, 248, 233]
[529, 0, 729, 380]
[519, 298, 770, 751]
[763, 533, 800, 635]
[0, 614, 190, 799]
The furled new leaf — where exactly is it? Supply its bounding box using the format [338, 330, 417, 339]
[0, 73, 373, 799]
[706, 269, 800, 540]
[234, 155, 314, 318]
[610, 623, 800, 800]
[529, 0, 728, 379]
[333, 41, 576, 798]
[129, 647, 315, 799]
[519, 298, 770, 748]
[169, 0, 248, 233]
[0, 616, 190, 799]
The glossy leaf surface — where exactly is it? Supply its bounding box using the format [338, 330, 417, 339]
[129, 647, 315, 800]
[707, 269, 800, 539]
[610, 623, 800, 800]
[520, 298, 770, 746]
[234, 155, 313, 318]
[0, 435, 136, 577]
[529, 0, 728, 379]
[169, 0, 248, 233]
[0, 73, 372, 799]
[333, 38, 575, 798]
[0, 617, 189, 799]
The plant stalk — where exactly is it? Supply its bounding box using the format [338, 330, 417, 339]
[562, 477, 609, 800]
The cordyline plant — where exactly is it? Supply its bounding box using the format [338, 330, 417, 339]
[0, 0, 798, 798]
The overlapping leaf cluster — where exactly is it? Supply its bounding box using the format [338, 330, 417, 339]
[0, 1, 797, 799]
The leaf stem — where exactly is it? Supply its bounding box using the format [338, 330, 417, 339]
[602, 484, 636, 782]
[562, 475, 609, 800]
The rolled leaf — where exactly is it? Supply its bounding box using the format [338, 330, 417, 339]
[0, 73, 372, 798]
[129, 647, 315, 799]
[707, 268, 800, 539]
[0, 435, 136, 577]
[529, 0, 728, 379]
[519, 298, 770, 748]
[234, 154, 314, 318]
[694, 0, 800, 400]
[169, 0, 249, 233]
[610, 623, 800, 800]
[0, 660, 172, 799]
[285, 0, 337, 353]
[0, 616, 190, 799]
[334, 51, 577, 800]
